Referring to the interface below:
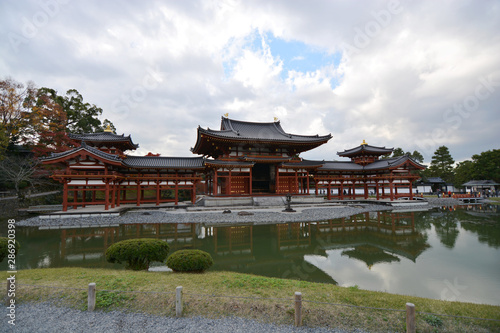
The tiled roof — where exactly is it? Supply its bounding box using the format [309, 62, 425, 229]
[40, 144, 123, 163]
[462, 180, 499, 186]
[69, 132, 139, 149]
[205, 159, 254, 167]
[123, 156, 205, 169]
[338, 144, 393, 157]
[318, 161, 364, 171]
[282, 160, 325, 168]
[364, 155, 425, 171]
[317, 155, 425, 172]
[200, 117, 332, 143]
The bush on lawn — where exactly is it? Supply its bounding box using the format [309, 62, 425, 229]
[105, 238, 169, 270]
[166, 249, 214, 273]
[0, 237, 20, 263]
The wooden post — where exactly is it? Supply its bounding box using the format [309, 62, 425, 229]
[294, 292, 302, 327]
[406, 302, 416, 333]
[88, 283, 96, 311]
[176, 286, 183, 317]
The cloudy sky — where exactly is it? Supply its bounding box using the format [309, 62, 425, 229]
[2, 0, 499, 163]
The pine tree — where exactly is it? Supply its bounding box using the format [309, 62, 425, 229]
[429, 146, 455, 182]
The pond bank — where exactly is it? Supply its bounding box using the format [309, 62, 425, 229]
[17, 198, 462, 228]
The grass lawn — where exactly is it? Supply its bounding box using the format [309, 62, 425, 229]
[5, 268, 500, 332]
[487, 197, 500, 205]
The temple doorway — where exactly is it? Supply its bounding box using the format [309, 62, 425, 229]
[252, 163, 276, 193]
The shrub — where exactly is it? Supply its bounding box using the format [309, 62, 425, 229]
[105, 238, 169, 271]
[0, 237, 20, 262]
[166, 249, 214, 273]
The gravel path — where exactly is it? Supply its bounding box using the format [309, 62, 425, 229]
[17, 198, 462, 228]
[6, 302, 366, 333]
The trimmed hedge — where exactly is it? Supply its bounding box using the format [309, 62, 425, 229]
[0, 237, 20, 262]
[105, 238, 169, 271]
[166, 249, 214, 273]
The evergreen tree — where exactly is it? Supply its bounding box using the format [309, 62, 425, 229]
[454, 160, 474, 187]
[429, 146, 455, 182]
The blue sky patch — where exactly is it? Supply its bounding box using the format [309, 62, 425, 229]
[224, 31, 342, 88]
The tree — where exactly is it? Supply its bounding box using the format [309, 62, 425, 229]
[382, 147, 424, 163]
[429, 146, 455, 182]
[0, 77, 37, 148]
[37, 88, 114, 134]
[28, 92, 77, 157]
[0, 153, 41, 198]
[454, 160, 475, 187]
[410, 150, 424, 164]
[471, 149, 500, 183]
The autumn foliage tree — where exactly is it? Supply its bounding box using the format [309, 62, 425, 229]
[0, 78, 37, 154]
[28, 92, 77, 157]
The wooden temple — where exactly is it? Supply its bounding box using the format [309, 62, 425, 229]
[191, 117, 332, 195]
[41, 127, 204, 211]
[41, 116, 425, 211]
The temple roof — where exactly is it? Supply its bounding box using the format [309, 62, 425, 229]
[338, 142, 393, 157]
[69, 131, 138, 150]
[123, 156, 205, 169]
[40, 143, 124, 164]
[462, 180, 500, 186]
[41, 145, 205, 169]
[317, 155, 425, 172]
[205, 159, 255, 167]
[192, 117, 332, 157]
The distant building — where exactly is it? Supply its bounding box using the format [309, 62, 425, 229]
[462, 180, 499, 193]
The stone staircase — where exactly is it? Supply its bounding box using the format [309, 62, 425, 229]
[252, 196, 286, 206]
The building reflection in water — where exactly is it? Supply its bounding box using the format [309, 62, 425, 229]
[35, 211, 431, 284]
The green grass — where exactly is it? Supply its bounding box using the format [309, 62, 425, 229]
[487, 197, 500, 205]
[6, 268, 500, 332]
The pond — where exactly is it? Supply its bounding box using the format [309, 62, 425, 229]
[2, 204, 499, 306]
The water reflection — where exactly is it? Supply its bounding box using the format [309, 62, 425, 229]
[2, 205, 500, 305]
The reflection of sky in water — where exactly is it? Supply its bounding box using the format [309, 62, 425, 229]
[305, 223, 500, 305]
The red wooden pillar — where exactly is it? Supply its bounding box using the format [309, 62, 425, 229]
[364, 180, 368, 199]
[174, 180, 179, 205]
[409, 180, 413, 200]
[156, 179, 160, 206]
[327, 181, 331, 200]
[63, 180, 68, 212]
[275, 165, 280, 194]
[228, 168, 232, 195]
[389, 180, 394, 201]
[136, 180, 141, 206]
[340, 181, 344, 200]
[111, 181, 116, 208]
[214, 169, 218, 195]
[73, 186, 78, 209]
[82, 186, 86, 208]
[295, 170, 299, 194]
[105, 180, 110, 210]
[249, 167, 252, 195]
[376, 181, 380, 200]
[116, 183, 121, 207]
[191, 180, 196, 204]
[306, 171, 310, 194]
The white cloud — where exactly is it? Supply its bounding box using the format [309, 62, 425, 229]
[1, 0, 498, 162]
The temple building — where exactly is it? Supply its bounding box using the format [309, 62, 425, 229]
[41, 116, 425, 211]
[191, 117, 332, 195]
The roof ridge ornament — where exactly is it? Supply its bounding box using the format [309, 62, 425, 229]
[104, 124, 113, 133]
[361, 139, 368, 145]
[223, 113, 229, 118]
